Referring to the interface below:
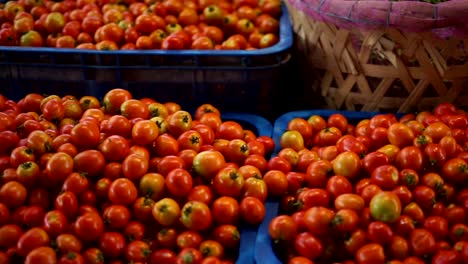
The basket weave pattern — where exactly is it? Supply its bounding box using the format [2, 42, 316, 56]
[287, 0, 468, 112]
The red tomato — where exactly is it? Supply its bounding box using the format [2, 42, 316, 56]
[356, 243, 385, 264]
[303, 206, 335, 236]
[388, 123, 415, 148]
[187, 185, 214, 205]
[24, 247, 57, 264]
[269, 215, 297, 242]
[43, 210, 69, 238]
[17, 227, 50, 256]
[212, 167, 244, 197]
[212, 196, 239, 225]
[263, 170, 288, 197]
[165, 168, 193, 197]
[180, 201, 212, 231]
[103, 205, 131, 229]
[70, 122, 100, 150]
[409, 229, 436, 257]
[74, 212, 104, 242]
[294, 232, 323, 259]
[109, 178, 138, 205]
[125, 240, 151, 262]
[73, 150, 106, 177]
[239, 196, 265, 225]
[367, 221, 393, 244]
[395, 146, 424, 171]
[176, 231, 202, 249]
[0, 224, 23, 248]
[371, 165, 400, 190]
[212, 225, 240, 249]
[0, 181, 27, 208]
[56, 234, 82, 254]
[99, 232, 126, 258]
[122, 153, 149, 181]
[99, 135, 130, 162]
[331, 208, 359, 233]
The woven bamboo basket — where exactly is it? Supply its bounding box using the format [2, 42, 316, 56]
[286, 0, 468, 112]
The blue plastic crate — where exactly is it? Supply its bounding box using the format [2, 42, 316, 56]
[0, 5, 293, 118]
[218, 112, 273, 264]
[255, 109, 398, 264]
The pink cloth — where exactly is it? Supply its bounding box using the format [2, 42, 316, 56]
[289, 0, 468, 38]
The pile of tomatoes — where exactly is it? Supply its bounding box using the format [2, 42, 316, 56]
[267, 105, 468, 264]
[0, 89, 276, 264]
[0, 0, 281, 50]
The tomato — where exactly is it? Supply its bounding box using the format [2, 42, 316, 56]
[157, 228, 178, 248]
[70, 122, 100, 150]
[16, 161, 41, 187]
[73, 150, 106, 177]
[26, 130, 52, 155]
[10, 146, 35, 168]
[125, 240, 151, 262]
[122, 153, 149, 181]
[150, 249, 177, 264]
[103, 205, 131, 229]
[152, 198, 180, 226]
[17, 227, 50, 257]
[409, 229, 436, 257]
[199, 240, 223, 259]
[62, 172, 89, 196]
[132, 120, 159, 146]
[326, 175, 352, 198]
[99, 232, 126, 258]
[295, 188, 328, 211]
[176, 248, 203, 264]
[107, 115, 132, 138]
[399, 169, 419, 188]
[303, 206, 335, 236]
[239, 196, 265, 225]
[176, 231, 203, 250]
[0, 224, 23, 248]
[424, 143, 447, 168]
[395, 146, 424, 171]
[450, 223, 468, 242]
[0, 181, 27, 208]
[24, 246, 57, 264]
[287, 118, 313, 142]
[413, 134, 433, 148]
[412, 185, 436, 210]
[280, 130, 304, 151]
[56, 234, 82, 254]
[244, 154, 268, 173]
[22, 205, 45, 227]
[343, 228, 367, 255]
[43, 210, 69, 238]
[215, 121, 243, 140]
[332, 151, 361, 179]
[268, 156, 292, 173]
[162, 167, 192, 200]
[157, 155, 186, 176]
[371, 165, 400, 190]
[305, 159, 333, 188]
[369, 191, 401, 223]
[294, 232, 323, 259]
[212, 196, 239, 225]
[388, 235, 409, 260]
[44, 152, 74, 183]
[225, 139, 250, 163]
[55, 191, 79, 220]
[442, 158, 468, 183]
[212, 167, 244, 197]
[392, 185, 413, 206]
[331, 208, 359, 233]
[98, 135, 130, 162]
[109, 178, 138, 206]
[355, 243, 385, 264]
[367, 221, 393, 244]
[187, 185, 214, 205]
[193, 124, 215, 146]
[212, 225, 240, 249]
[263, 170, 288, 197]
[178, 130, 203, 152]
[102, 89, 132, 114]
[334, 193, 365, 212]
[74, 212, 104, 241]
[431, 250, 463, 264]
[440, 135, 458, 158]
[167, 110, 193, 137]
[423, 122, 451, 143]
[269, 215, 297, 242]
[192, 150, 226, 179]
[387, 123, 415, 148]
[180, 201, 212, 231]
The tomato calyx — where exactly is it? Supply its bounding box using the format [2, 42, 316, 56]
[240, 144, 249, 153]
[183, 204, 192, 217]
[66, 251, 77, 260]
[182, 115, 190, 123]
[453, 227, 466, 238]
[330, 214, 344, 228]
[403, 173, 417, 186]
[20, 161, 34, 169]
[142, 247, 152, 257]
[458, 164, 468, 173]
[183, 253, 194, 263]
[190, 136, 200, 145]
[230, 171, 240, 180]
